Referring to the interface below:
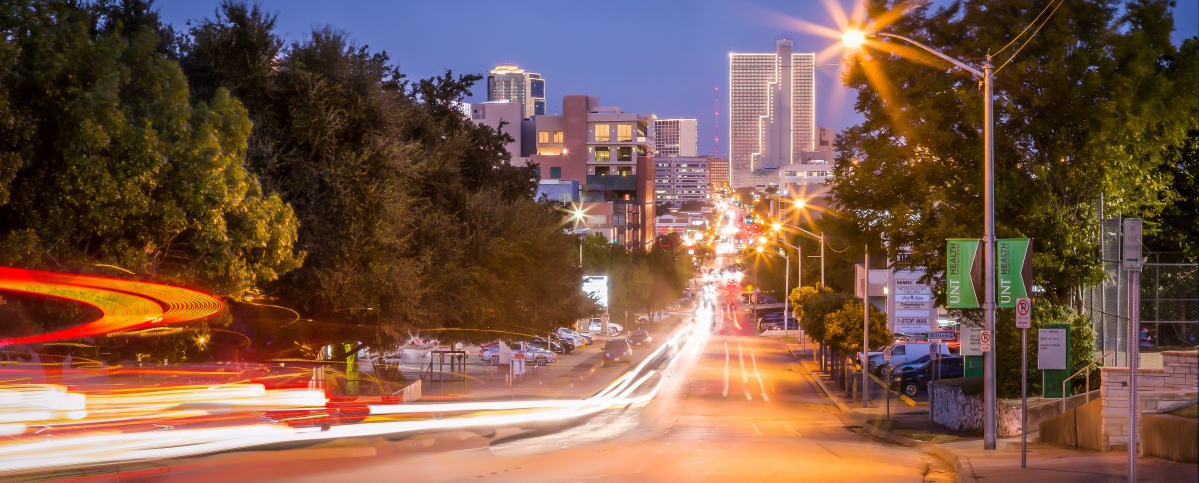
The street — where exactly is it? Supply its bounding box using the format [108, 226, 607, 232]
[32, 281, 952, 483]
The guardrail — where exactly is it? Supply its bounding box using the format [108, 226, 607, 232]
[1062, 349, 1115, 412]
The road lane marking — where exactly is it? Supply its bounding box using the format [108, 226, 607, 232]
[722, 341, 730, 398]
[750, 352, 769, 402]
[738, 343, 751, 400]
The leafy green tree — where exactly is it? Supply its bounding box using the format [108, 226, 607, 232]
[830, 0, 1196, 304]
[790, 284, 853, 370]
[0, 0, 301, 294]
[822, 299, 889, 383]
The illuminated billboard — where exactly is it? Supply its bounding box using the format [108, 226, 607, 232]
[582, 275, 609, 308]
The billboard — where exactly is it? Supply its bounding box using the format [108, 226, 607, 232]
[582, 275, 609, 308]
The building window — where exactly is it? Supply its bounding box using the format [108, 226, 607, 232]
[617, 167, 633, 176]
[553, 131, 563, 143]
[595, 166, 611, 175]
[538, 131, 550, 144]
[549, 167, 562, 179]
[595, 147, 610, 162]
[617, 124, 633, 142]
[618, 146, 632, 161]
[595, 124, 610, 142]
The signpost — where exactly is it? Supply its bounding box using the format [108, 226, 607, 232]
[1123, 218, 1142, 483]
[1016, 296, 1032, 468]
[979, 330, 992, 352]
[887, 257, 935, 337]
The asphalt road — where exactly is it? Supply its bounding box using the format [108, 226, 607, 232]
[32, 263, 953, 483]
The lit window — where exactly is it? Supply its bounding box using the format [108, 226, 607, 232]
[538, 131, 549, 144]
[595, 124, 610, 142]
[553, 131, 564, 143]
[617, 124, 633, 142]
[595, 147, 610, 162]
[618, 147, 633, 161]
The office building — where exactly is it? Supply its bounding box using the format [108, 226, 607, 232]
[469, 101, 527, 164]
[654, 156, 709, 207]
[706, 156, 730, 193]
[520, 95, 656, 251]
[728, 39, 815, 188]
[487, 64, 546, 119]
[652, 118, 698, 157]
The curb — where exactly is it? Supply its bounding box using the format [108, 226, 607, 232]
[929, 443, 966, 481]
[797, 360, 852, 414]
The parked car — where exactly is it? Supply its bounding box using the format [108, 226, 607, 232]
[606, 322, 624, 335]
[890, 354, 933, 374]
[628, 330, 652, 347]
[602, 338, 633, 365]
[891, 356, 964, 396]
[528, 337, 569, 354]
[588, 318, 604, 334]
[556, 328, 588, 348]
[868, 342, 953, 375]
[760, 317, 798, 332]
[479, 343, 557, 366]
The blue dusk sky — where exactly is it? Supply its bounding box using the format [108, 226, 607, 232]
[157, 0, 1199, 157]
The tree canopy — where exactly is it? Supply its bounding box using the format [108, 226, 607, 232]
[828, 0, 1198, 304]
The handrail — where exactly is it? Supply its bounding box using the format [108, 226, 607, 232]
[1062, 349, 1115, 413]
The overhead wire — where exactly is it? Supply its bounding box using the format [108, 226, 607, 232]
[994, 0, 1068, 75]
[992, 0, 1062, 57]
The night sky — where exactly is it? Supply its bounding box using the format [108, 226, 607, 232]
[157, 0, 1199, 157]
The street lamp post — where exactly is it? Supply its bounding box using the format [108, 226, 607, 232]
[843, 29, 997, 449]
[572, 207, 588, 268]
[777, 221, 826, 287]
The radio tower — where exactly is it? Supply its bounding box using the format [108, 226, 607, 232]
[712, 86, 721, 155]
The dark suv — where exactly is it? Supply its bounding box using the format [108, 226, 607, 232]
[891, 356, 964, 396]
[602, 338, 633, 365]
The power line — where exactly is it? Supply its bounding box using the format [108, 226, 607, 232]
[995, 0, 1067, 75]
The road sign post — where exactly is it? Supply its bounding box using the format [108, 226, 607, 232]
[1016, 296, 1032, 468]
[1123, 218, 1142, 483]
[980, 330, 992, 352]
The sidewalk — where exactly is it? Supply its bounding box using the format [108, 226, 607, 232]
[792, 349, 1198, 483]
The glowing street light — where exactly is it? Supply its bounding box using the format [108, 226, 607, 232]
[841, 28, 867, 50]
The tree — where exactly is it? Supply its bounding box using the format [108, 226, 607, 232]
[829, 0, 1196, 305]
[822, 300, 890, 386]
[790, 284, 854, 370]
[0, 0, 301, 295]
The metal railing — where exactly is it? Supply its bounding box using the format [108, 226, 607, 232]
[1062, 349, 1115, 412]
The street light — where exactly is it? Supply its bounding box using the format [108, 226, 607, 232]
[775, 221, 826, 287]
[844, 27, 998, 449]
[572, 206, 588, 267]
[755, 243, 792, 339]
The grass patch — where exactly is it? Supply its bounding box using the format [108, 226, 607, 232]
[1168, 403, 1198, 418]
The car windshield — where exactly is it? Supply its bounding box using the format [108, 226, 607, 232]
[604, 339, 628, 350]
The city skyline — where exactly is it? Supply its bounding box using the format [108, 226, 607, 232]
[158, 1, 1199, 158]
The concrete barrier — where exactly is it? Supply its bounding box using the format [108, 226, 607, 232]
[1039, 398, 1103, 450]
[1143, 413, 1198, 463]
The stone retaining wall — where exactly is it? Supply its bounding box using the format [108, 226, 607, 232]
[1099, 350, 1198, 450]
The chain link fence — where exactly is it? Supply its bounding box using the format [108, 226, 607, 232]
[1078, 214, 1198, 369]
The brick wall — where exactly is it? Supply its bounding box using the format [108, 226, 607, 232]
[1099, 350, 1198, 451]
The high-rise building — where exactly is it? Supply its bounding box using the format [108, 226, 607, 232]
[652, 118, 698, 157]
[654, 156, 709, 206]
[728, 39, 815, 188]
[705, 156, 730, 193]
[487, 64, 546, 119]
[470, 101, 527, 165]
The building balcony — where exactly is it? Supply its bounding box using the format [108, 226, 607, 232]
[585, 175, 638, 191]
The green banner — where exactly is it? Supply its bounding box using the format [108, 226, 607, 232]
[946, 238, 982, 308]
[997, 238, 1033, 308]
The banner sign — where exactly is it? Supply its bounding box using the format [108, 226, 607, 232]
[997, 238, 1033, 308]
[946, 239, 982, 308]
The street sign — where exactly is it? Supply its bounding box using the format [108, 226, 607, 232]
[980, 330, 992, 352]
[1037, 328, 1068, 370]
[883, 349, 892, 364]
[1015, 297, 1032, 329]
[927, 331, 957, 340]
[930, 344, 938, 356]
[1123, 218, 1142, 270]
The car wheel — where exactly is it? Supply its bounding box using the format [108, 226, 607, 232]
[490, 355, 499, 365]
[903, 381, 920, 397]
[536, 356, 548, 366]
[875, 364, 889, 376]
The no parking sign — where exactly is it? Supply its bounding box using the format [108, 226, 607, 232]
[1015, 297, 1032, 329]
